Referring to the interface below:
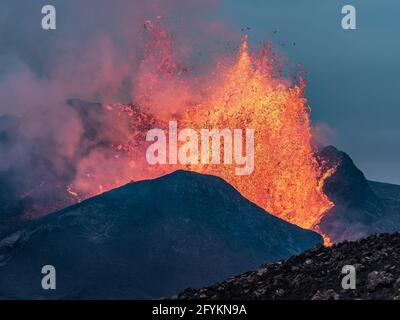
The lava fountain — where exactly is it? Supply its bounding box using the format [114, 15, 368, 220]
[182, 39, 334, 232]
[70, 21, 335, 243]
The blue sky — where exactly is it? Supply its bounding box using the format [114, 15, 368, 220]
[220, 0, 400, 184]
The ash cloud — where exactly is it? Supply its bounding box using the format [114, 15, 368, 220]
[0, 0, 239, 219]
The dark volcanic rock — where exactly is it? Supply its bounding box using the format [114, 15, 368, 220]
[0, 170, 321, 299]
[177, 232, 400, 300]
[316, 146, 400, 242]
[318, 145, 381, 209]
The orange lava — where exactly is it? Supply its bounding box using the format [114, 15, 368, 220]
[70, 21, 335, 242]
[182, 38, 334, 232]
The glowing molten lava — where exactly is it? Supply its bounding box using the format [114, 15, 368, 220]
[69, 21, 335, 243]
[182, 39, 334, 232]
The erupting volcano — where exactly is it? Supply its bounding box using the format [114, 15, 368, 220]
[66, 21, 335, 242]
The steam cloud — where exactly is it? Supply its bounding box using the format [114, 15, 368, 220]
[0, 0, 243, 219]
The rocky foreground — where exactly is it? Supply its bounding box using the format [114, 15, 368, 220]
[177, 232, 400, 300]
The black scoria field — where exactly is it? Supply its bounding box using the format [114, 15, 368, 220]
[177, 232, 400, 300]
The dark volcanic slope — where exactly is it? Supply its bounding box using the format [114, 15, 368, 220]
[178, 232, 400, 300]
[368, 180, 400, 232]
[317, 146, 400, 242]
[0, 170, 321, 299]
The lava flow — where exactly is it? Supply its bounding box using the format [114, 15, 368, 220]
[69, 21, 335, 243]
